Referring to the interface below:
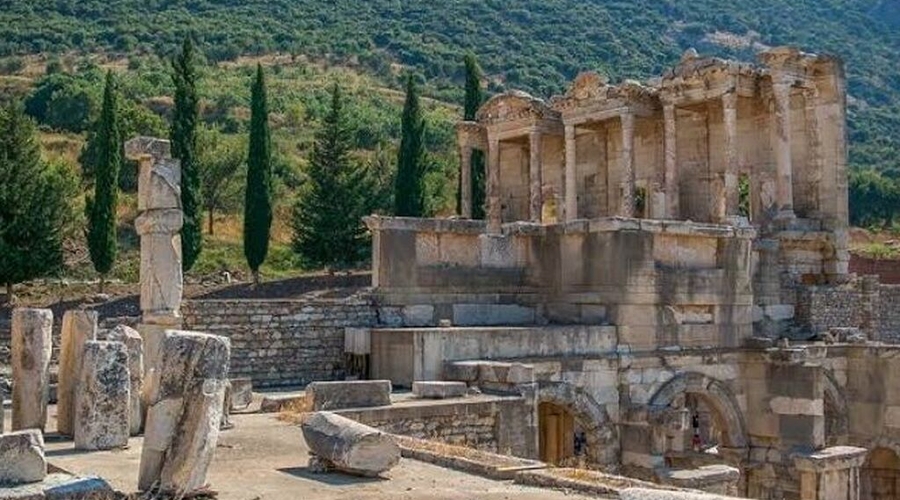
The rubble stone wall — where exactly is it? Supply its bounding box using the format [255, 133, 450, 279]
[795, 279, 900, 342]
[336, 396, 531, 457]
[182, 299, 376, 388]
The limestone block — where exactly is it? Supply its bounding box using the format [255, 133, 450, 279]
[11, 309, 53, 432]
[305, 380, 391, 411]
[764, 305, 795, 321]
[0, 383, 5, 436]
[401, 305, 434, 327]
[0, 473, 116, 500]
[452, 304, 535, 326]
[106, 325, 144, 436]
[138, 330, 230, 495]
[74, 341, 130, 451]
[134, 152, 180, 211]
[344, 328, 371, 355]
[412, 381, 467, 399]
[0, 430, 47, 485]
[57, 310, 98, 437]
[620, 488, 744, 500]
[478, 234, 514, 268]
[229, 378, 253, 410]
[301, 411, 401, 477]
[769, 397, 823, 416]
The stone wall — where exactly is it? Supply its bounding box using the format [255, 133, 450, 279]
[336, 395, 534, 458]
[795, 277, 900, 342]
[850, 254, 900, 284]
[182, 299, 376, 388]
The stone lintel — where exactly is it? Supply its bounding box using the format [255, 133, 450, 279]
[792, 446, 866, 472]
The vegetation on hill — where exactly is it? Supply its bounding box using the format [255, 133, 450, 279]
[0, 1, 900, 286]
[0, 1, 897, 169]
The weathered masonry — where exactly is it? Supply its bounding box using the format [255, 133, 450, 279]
[357, 47, 898, 500]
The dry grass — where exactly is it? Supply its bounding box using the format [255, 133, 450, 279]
[276, 396, 313, 424]
[395, 436, 528, 468]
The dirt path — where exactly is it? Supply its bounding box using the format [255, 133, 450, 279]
[43, 412, 595, 500]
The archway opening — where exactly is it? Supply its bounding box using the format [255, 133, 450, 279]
[862, 447, 900, 500]
[539, 402, 586, 464]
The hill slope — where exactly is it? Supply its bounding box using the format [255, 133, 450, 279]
[1, 0, 898, 171]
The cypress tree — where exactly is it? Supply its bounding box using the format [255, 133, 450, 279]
[463, 53, 486, 219]
[86, 70, 121, 292]
[393, 74, 427, 217]
[171, 37, 202, 272]
[0, 103, 77, 302]
[244, 64, 273, 285]
[292, 84, 374, 269]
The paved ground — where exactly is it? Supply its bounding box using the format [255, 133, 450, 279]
[35, 411, 594, 500]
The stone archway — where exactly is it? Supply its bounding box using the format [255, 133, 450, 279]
[648, 372, 748, 451]
[862, 447, 900, 500]
[537, 382, 617, 466]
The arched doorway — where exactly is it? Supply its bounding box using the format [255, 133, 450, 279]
[537, 382, 617, 466]
[862, 448, 900, 500]
[539, 402, 577, 464]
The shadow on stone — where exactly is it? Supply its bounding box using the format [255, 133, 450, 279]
[275, 467, 387, 486]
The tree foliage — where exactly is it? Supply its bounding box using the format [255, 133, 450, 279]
[86, 71, 122, 290]
[463, 53, 486, 219]
[0, 102, 77, 299]
[198, 125, 246, 235]
[244, 64, 273, 284]
[394, 74, 427, 217]
[292, 84, 382, 269]
[172, 37, 202, 272]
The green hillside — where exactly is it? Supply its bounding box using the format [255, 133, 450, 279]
[1, 0, 899, 174]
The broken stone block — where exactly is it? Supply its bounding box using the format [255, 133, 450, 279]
[106, 325, 144, 436]
[0, 473, 115, 499]
[11, 308, 53, 432]
[229, 378, 253, 410]
[305, 380, 391, 411]
[138, 330, 230, 496]
[74, 341, 130, 451]
[412, 381, 467, 399]
[57, 310, 98, 437]
[301, 411, 401, 477]
[0, 429, 47, 485]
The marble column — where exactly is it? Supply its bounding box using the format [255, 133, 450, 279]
[459, 144, 473, 218]
[11, 309, 52, 432]
[57, 310, 98, 437]
[486, 137, 501, 233]
[805, 88, 823, 217]
[723, 92, 740, 221]
[663, 103, 678, 219]
[564, 124, 577, 221]
[619, 112, 636, 217]
[772, 81, 795, 218]
[125, 136, 184, 409]
[529, 130, 543, 222]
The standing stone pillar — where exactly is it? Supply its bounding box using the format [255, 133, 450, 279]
[723, 92, 740, 222]
[663, 103, 678, 219]
[11, 308, 52, 432]
[528, 130, 543, 223]
[74, 341, 130, 451]
[57, 310, 98, 437]
[772, 81, 795, 219]
[139, 330, 230, 496]
[805, 88, 823, 217]
[107, 325, 145, 436]
[619, 112, 636, 217]
[794, 447, 866, 500]
[564, 124, 577, 221]
[124, 137, 184, 381]
[486, 137, 502, 234]
[459, 144, 473, 218]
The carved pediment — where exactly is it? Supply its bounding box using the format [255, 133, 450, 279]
[475, 90, 555, 124]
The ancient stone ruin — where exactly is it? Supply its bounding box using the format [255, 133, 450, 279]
[57, 310, 98, 438]
[138, 329, 230, 496]
[11, 308, 52, 432]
